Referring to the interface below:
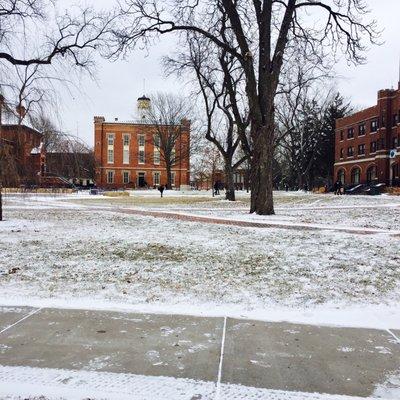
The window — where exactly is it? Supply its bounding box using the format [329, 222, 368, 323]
[154, 149, 160, 165]
[370, 141, 377, 153]
[367, 166, 377, 182]
[377, 138, 385, 150]
[393, 114, 399, 127]
[107, 170, 114, 184]
[347, 146, 354, 157]
[138, 134, 145, 164]
[392, 136, 399, 149]
[393, 163, 399, 179]
[171, 148, 176, 164]
[340, 131, 344, 141]
[123, 134, 130, 146]
[347, 128, 354, 139]
[107, 134, 114, 146]
[351, 167, 361, 185]
[139, 149, 145, 164]
[358, 124, 366, 136]
[123, 134, 130, 164]
[153, 171, 161, 186]
[123, 149, 129, 164]
[381, 115, 386, 128]
[337, 169, 345, 184]
[153, 135, 161, 165]
[358, 144, 365, 155]
[340, 148, 344, 159]
[107, 149, 114, 164]
[107, 133, 115, 164]
[153, 134, 161, 147]
[138, 134, 145, 146]
[171, 171, 176, 186]
[370, 119, 378, 132]
[123, 171, 130, 184]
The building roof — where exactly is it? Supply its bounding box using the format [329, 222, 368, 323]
[1, 124, 42, 137]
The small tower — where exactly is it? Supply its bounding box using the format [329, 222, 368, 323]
[137, 95, 151, 121]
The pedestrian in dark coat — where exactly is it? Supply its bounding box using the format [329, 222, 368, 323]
[158, 185, 165, 198]
[214, 181, 220, 195]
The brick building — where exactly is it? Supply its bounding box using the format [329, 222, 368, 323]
[94, 96, 190, 189]
[192, 168, 249, 191]
[0, 124, 45, 186]
[334, 84, 400, 186]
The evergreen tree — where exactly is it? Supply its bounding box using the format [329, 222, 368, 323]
[314, 93, 352, 185]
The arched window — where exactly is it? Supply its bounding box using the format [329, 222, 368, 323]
[392, 163, 399, 179]
[392, 164, 399, 187]
[366, 165, 377, 183]
[351, 167, 361, 184]
[337, 169, 345, 184]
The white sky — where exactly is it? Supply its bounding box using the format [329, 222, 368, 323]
[56, 0, 400, 146]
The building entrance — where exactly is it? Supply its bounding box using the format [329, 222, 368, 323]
[138, 172, 146, 188]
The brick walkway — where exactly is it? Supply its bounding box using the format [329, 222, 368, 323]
[94, 207, 400, 237]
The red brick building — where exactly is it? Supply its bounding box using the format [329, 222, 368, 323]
[334, 84, 400, 186]
[94, 97, 190, 189]
[0, 124, 45, 186]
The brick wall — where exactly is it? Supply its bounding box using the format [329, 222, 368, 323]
[334, 84, 400, 186]
[94, 118, 190, 189]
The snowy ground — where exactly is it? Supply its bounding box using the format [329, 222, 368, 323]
[1, 190, 400, 400]
[1, 190, 400, 327]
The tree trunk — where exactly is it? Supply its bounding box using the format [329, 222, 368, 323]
[250, 124, 275, 215]
[224, 162, 235, 201]
[297, 173, 304, 190]
[166, 163, 172, 189]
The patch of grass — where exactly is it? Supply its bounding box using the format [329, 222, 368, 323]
[103, 191, 130, 197]
[52, 242, 189, 264]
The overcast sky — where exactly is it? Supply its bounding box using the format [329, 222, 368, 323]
[57, 0, 400, 146]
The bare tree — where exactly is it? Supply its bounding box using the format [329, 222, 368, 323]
[114, 0, 378, 214]
[164, 32, 251, 200]
[0, 1, 117, 68]
[146, 93, 194, 189]
[191, 143, 223, 192]
[30, 114, 96, 182]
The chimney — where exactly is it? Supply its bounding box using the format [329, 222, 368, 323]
[16, 104, 26, 119]
[94, 116, 105, 124]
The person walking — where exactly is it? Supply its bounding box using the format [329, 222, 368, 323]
[214, 181, 220, 195]
[158, 184, 165, 198]
[335, 179, 343, 195]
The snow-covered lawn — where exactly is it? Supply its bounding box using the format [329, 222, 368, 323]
[1, 191, 400, 328]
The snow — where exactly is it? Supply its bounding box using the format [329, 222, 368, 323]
[0, 191, 400, 330]
[1, 191, 400, 399]
[0, 364, 394, 400]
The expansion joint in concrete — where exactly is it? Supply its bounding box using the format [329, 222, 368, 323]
[215, 316, 227, 400]
[0, 308, 42, 335]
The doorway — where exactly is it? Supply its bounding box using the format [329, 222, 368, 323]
[138, 172, 146, 188]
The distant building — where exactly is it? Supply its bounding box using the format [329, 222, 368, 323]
[192, 168, 249, 191]
[94, 96, 190, 189]
[0, 124, 45, 186]
[46, 151, 95, 188]
[334, 84, 400, 186]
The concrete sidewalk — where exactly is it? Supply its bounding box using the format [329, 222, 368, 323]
[93, 206, 400, 237]
[0, 306, 399, 399]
